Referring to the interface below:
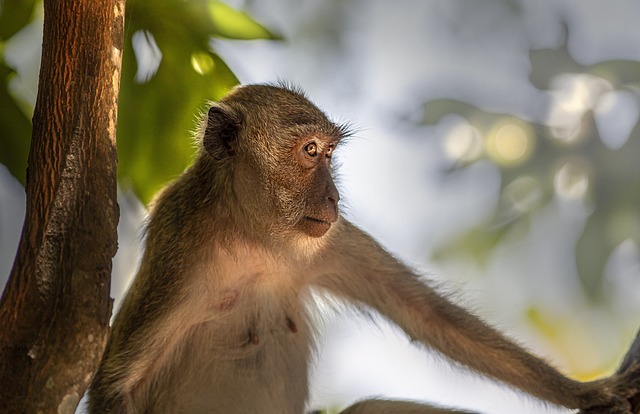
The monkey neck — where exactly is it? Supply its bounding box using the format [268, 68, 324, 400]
[174, 154, 258, 244]
[185, 154, 234, 206]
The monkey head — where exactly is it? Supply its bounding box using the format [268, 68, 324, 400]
[201, 84, 350, 243]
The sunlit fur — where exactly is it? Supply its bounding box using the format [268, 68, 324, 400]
[89, 84, 638, 414]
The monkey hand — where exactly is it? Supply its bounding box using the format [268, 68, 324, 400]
[578, 362, 640, 414]
[579, 397, 631, 414]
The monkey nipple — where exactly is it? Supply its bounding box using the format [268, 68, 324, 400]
[286, 317, 298, 334]
[247, 330, 260, 346]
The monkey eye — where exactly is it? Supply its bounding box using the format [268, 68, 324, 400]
[326, 144, 335, 158]
[304, 142, 318, 157]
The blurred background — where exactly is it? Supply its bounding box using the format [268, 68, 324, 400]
[2, 0, 640, 412]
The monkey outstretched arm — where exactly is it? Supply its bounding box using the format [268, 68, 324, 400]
[316, 219, 640, 413]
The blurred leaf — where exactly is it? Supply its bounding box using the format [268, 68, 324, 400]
[526, 307, 559, 340]
[576, 121, 640, 299]
[0, 61, 31, 183]
[526, 306, 619, 379]
[0, 0, 276, 199]
[433, 223, 514, 266]
[529, 26, 640, 89]
[530, 45, 640, 89]
[589, 60, 640, 87]
[116, 0, 277, 204]
[422, 79, 640, 299]
[422, 99, 532, 132]
[422, 99, 485, 126]
[209, 1, 281, 40]
[117, 44, 238, 204]
[0, 0, 37, 183]
[0, 0, 37, 40]
[529, 42, 584, 90]
[576, 215, 610, 299]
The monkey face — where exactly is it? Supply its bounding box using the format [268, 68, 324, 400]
[202, 84, 349, 243]
[290, 138, 340, 238]
[231, 133, 341, 242]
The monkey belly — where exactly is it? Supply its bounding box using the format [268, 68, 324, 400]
[147, 303, 313, 413]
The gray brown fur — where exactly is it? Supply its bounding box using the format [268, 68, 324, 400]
[88, 84, 639, 413]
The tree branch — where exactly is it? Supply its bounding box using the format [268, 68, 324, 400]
[0, 0, 124, 412]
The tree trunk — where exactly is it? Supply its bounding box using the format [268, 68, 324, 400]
[0, 0, 124, 412]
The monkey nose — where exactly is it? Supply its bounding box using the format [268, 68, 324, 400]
[326, 195, 339, 222]
[326, 182, 340, 204]
[323, 175, 340, 221]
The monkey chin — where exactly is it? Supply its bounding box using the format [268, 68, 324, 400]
[298, 216, 333, 238]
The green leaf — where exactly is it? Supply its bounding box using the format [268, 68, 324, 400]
[0, 61, 31, 183]
[117, 0, 277, 204]
[0, 0, 278, 199]
[209, 1, 281, 40]
[0, 0, 37, 40]
[117, 39, 238, 204]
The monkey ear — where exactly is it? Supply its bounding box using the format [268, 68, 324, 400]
[203, 104, 241, 159]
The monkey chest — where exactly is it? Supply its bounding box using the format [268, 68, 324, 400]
[199, 283, 312, 357]
[163, 283, 312, 413]
[150, 247, 315, 412]
[194, 250, 313, 361]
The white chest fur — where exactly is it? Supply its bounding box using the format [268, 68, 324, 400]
[149, 242, 315, 414]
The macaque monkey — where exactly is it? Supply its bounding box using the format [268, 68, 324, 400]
[89, 84, 639, 414]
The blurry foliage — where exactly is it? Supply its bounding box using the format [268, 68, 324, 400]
[0, 0, 279, 203]
[425, 38, 640, 300]
[0, 0, 37, 184]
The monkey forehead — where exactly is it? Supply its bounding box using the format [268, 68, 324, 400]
[223, 83, 350, 139]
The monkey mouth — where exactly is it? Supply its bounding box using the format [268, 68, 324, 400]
[300, 216, 332, 237]
[303, 216, 331, 225]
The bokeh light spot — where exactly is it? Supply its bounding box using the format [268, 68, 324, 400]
[191, 52, 215, 75]
[486, 120, 534, 167]
[443, 120, 484, 162]
[554, 159, 590, 200]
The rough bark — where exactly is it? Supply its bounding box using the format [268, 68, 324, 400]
[0, 0, 124, 412]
